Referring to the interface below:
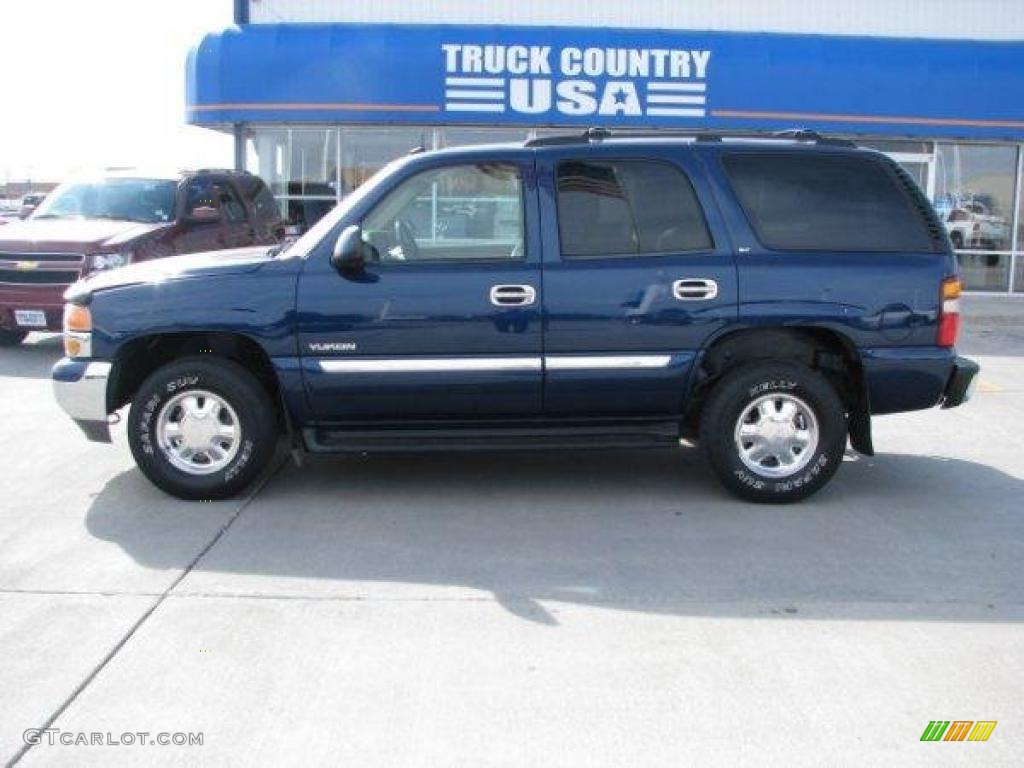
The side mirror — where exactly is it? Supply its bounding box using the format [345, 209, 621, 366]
[186, 205, 222, 224]
[331, 225, 365, 273]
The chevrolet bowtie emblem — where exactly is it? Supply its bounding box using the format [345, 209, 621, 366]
[15, 261, 39, 270]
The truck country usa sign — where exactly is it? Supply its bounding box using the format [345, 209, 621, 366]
[441, 44, 711, 119]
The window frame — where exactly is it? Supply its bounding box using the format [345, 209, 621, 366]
[553, 156, 715, 261]
[358, 161, 529, 267]
[720, 150, 937, 254]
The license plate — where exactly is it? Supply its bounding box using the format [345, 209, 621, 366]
[14, 310, 47, 328]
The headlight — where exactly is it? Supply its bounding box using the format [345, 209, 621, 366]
[63, 303, 92, 358]
[87, 251, 131, 272]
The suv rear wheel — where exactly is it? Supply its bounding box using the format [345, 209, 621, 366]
[127, 357, 279, 500]
[0, 328, 28, 347]
[699, 361, 847, 503]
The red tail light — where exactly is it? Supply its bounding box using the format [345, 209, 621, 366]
[938, 277, 961, 348]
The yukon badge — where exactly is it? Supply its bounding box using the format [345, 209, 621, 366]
[309, 341, 357, 353]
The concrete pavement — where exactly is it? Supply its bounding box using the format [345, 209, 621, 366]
[1, 307, 1022, 766]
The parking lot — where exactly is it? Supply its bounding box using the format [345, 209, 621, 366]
[1, 296, 1022, 766]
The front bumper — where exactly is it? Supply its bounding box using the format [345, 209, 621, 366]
[52, 357, 113, 442]
[0, 284, 69, 332]
[941, 355, 980, 409]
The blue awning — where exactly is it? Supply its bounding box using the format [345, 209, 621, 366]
[186, 23, 1024, 140]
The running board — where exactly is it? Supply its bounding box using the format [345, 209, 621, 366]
[303, 421, 681, 453]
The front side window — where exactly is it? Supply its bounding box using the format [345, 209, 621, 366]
[722, 153, 935, 252]
[361, 163, 525, 263]
[556, 159, 713, 258]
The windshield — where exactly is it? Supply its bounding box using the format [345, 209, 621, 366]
[278, 157, 407, 259]
[32, 178, 178, 224]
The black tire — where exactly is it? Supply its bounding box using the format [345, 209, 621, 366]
[699, 361, 847, 503]
[0, 328, 28, 347]
[127, 357, 279, 500]
[949, 231, 964, 250]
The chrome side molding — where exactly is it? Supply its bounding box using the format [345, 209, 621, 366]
[317, 355, 674, 373]
[545, 355, 672, 370]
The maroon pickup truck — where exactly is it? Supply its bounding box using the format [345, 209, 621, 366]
[0, 169, 285, 346]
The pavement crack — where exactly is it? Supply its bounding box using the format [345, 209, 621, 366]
[5, 457, 286, 767]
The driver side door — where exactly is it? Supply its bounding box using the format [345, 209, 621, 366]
[296, 155, 543, 421]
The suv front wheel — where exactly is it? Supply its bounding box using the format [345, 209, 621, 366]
[699, 361, 847, 503]
[127, 357, 279, 500]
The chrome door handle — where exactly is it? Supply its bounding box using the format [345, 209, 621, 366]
[673, 278, 719, 301]
[490, 284, 537, 307]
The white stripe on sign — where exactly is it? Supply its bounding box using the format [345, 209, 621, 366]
[445, 89, 506, 100]
[646, 94, 707, 106]
[445, 77, 505, 88]
[646, 82, 707, 93]
[647, 107, 707, 117]
[445, 102, 507, 113]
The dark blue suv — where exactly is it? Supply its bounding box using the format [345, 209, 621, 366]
[52, 130, 978, 503]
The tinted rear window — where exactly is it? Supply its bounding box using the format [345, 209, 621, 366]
[557, 159, 712, 258]
[722, 153, 934, 252]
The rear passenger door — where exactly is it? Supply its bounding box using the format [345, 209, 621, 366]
[537, 148, 737, 415]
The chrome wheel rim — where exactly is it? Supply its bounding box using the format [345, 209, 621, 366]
[156, 390, 241, 476]
[733, 393, 819, 479]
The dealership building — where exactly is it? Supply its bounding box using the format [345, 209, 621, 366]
[186, 0, 1024, 292]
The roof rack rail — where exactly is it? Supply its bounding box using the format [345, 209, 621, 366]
[524, 127, 856, 148]
[524, 127, 612, 147]
[191, 168, 253, 176]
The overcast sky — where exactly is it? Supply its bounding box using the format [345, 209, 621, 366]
[0, 0, 234, 182]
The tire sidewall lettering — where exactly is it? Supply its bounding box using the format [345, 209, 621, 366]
[748, 379, 798, 398]
[771, 454, 829, 494]
[166, 375, 200, 394]
[223, 439, 255, 484]
[137, 393, 162, 456]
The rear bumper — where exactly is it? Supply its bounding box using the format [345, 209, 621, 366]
[941, 356, 980, 409]
[861, 346, 979, 414]
[52, 357, 112, 442]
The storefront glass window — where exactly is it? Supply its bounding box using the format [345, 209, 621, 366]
[933, 143, 1018, 291]
[857, 139, 934, 154]
[441, 128, 529, 147]
[338, 127, 433, 194]
[247, 127, 339, 232]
